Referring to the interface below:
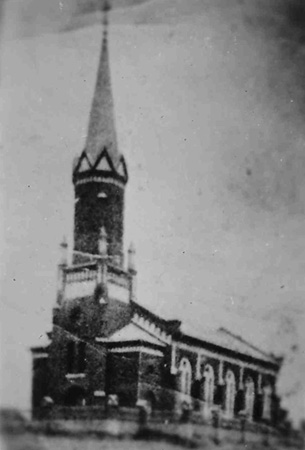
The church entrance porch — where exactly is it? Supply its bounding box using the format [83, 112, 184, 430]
[64, 386, 87, 406]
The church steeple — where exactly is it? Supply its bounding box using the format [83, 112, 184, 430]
[72, 0, 128, 266]
[85, 0, 118, 166]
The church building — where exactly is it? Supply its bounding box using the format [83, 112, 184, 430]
[31, 3, 282, 424]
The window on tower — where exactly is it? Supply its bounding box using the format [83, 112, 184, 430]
[67, 341, 75, 373]
[69, 305, 82, 325]
[78, 341, 87, 373]
[67, 341, 87, 374]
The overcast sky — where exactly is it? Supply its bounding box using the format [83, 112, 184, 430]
[1, 0, 305, 425]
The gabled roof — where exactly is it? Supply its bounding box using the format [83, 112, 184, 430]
[108, 322, 166, 347]
[219, 328, 278, 363]
[131, 301, 279, 367]
[179, 322, 278, 365]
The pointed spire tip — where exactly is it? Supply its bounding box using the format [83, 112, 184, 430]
[85, 0, 119, 166]
[60, 236, 68, 248]
[102, 0, 111, 12]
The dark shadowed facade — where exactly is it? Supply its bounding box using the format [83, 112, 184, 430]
[31, 6, 282, 425]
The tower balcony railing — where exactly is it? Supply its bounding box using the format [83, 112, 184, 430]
[65, 267, 98, 284]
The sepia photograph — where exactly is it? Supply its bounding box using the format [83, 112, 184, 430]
[0, 0, 305, 449]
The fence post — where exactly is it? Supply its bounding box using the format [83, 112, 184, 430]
[262, 423, 270, 446]
[106, 394, 119, 419]
[238, 410, 247, 444]
[211, 406, 221, 445]
[180, 401, 191, 424]
[138, 405, 148, 435]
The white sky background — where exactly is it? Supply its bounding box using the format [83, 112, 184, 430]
[1, 0, 305, 425]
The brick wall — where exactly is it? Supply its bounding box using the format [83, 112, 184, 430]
[32, 357, 49, 410]
[137, 352, 163, 408]
[45, 284, 132, 407]
[106, 352, 140, 405]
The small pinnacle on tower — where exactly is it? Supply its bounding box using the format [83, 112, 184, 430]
[102, 0, 111, 18]
[59, 236, 68, 265]
[128, 242, 136, 273]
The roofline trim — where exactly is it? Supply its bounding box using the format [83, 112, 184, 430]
[109, 345, 163, 357]
[175, 340, 278, 376]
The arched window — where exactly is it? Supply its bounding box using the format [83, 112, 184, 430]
[203, 365, 214, 406]
[179, 358, 192, 396]
[262, 385, 272, 420]
[245, 377, 255, 419]
[225, 370, 236, 418]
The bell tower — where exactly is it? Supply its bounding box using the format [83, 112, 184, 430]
[73, 0, 128, 266]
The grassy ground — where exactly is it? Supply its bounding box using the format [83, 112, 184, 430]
[1, 431, 300, 450]
[0, 409, 197, 450]
[0, 433, 199, 450]
[0, 409, 301, 450]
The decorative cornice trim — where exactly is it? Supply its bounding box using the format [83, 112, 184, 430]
[75, 176, 125, 189]
[109, 346, 163, 357]
[178, 333, 278, 370]
[95, 337, 109, 343]
[93, 147, 116, 171]
[132, 314, 171, 344]
[73, 151, 92, 175]
[117, 154, 128, 182]
[175, 342, 277, 376]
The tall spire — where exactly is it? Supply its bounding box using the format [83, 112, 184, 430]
[85, 0, 118, 166]
[73, 0, 128, 265]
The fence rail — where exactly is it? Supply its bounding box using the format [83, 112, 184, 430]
[26, 405, 304, 448]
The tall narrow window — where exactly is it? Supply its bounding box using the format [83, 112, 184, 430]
[179, 358, 192, 396]
[203, 365, 215, 407]
[78, 341, 87, 373]
[262, 385, 272, 420]
[67, 341, 75, 373]
[225, 370, 236, 418]
[245, 377, 255, 419]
